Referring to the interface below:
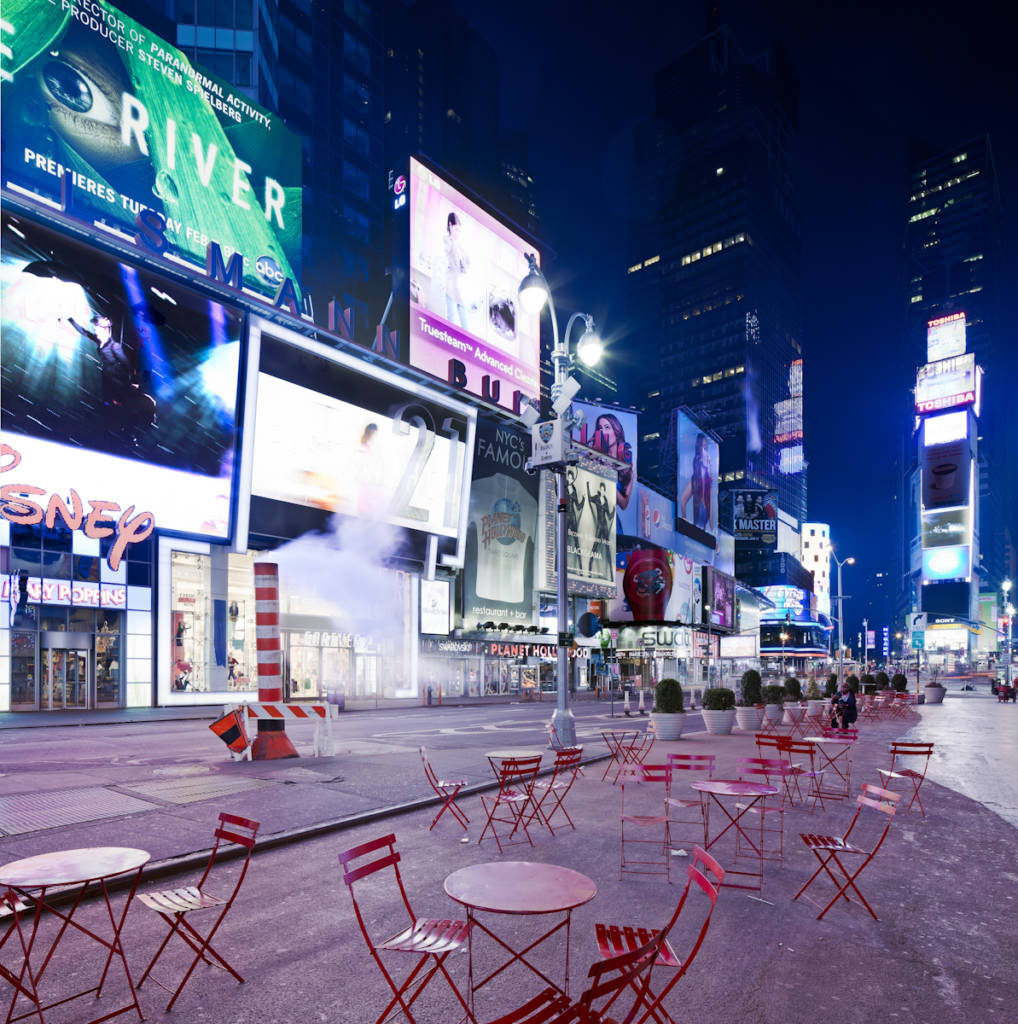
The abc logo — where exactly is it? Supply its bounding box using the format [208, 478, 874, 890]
[256, 255, 284, 284]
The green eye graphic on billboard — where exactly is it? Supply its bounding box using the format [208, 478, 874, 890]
[0, 0, 302, 298]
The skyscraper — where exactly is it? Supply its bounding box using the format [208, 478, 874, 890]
[904, 136, 1010, 595]
[625, 25, 804, 527]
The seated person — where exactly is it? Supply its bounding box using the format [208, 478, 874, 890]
[831, 681, 857, 729]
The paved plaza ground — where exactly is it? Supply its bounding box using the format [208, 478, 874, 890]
[1, 693, 1016, 1023]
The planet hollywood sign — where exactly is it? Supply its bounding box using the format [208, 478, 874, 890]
[485, 641, 557, 659]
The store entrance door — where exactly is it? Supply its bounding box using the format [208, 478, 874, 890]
[41, 648, 89, 710]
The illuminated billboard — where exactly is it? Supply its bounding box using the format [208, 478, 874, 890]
[619, 483, 675, 546]
[921, 417, 971, 512]
[675, 411, 719, 546]
[922, 545, 971, 583]
[915, 354, 978, 415]
[571, 402, 637, 514]
[609, 551, 700, 624]
[463, 417, 538, 627]
[1, 211, 243, 539]
[732, 489, 778, 546]
[420, 579, 451, 635]
[922, 507, 972, 549]
[407, 157, 541, 412]
[702, 566, 735, 630]
[760, 585, 814, 622]
[927, 312, 966, 362]
[248, 323, 473, 557]
[0, 1, 301, 298]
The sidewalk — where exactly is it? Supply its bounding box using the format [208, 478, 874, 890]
[1, 700, 1015, 1023]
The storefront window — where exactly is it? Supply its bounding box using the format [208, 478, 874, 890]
[11, 633, 36, 705]
[96, 618, 121, 704]
[170, 551, 210, 693]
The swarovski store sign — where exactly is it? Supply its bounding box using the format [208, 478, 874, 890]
[615, 625, 692, 654]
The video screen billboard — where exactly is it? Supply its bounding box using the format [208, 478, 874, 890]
[922, 507, 972, 549]
[407, 157, 541, 412]
[609, 550, 700, 624]
[619, 483, 675, 547]
[0, 1, 302, 298]
[702, 566, 735, 631]
[675, 411, 719, 546]
[759, 585, 813, 622]
[251, 373, 467, 539]
[927, 312, 966, 363]
[571, 402, 637, 513]
[463, 417, 538, 627]
[921, 415, 971, 511]
[1, 211, 243, 538]
[732, 489, 778, 546]
[922, 545, 971, 583]
[420, 578, 451, 635]
[915, 354, 978, 415]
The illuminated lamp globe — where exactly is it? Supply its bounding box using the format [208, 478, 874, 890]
[846, 557, 856, 565]
[518, 262, 549, 315]
[576, 325, 603, 367]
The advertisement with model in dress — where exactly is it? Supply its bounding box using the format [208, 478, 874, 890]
[406, 157, 541, 413]
[1, 210, 244, 539]
[462, 416, 538, 628]
[675, 410, 719, 548]
[0, 0, 302, 299]
[571, 402, 638, 518]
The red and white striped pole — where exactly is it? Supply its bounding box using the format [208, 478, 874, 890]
[251, 562, 298, 760]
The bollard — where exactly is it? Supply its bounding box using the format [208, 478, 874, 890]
[251, 563, 298, 759]
[623, 690, 632, 717]
[638, 689, 646, 715]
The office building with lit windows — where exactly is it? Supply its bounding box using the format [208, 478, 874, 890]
[624, 24, 805, 528]
[902, 136, 1012, 621]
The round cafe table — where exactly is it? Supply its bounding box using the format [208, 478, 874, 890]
[691, 779, 778, 892]
[804, 735, 855, 800]
[0, 846, 150, 1024]
[485, 748, 543, 779]
[444, 861, 596, 1014]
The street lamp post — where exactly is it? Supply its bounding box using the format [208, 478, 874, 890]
[1003, 580, 1014, 688]
[519, 255, 602, 748]
[704, 605, 712, 689]
[832, 553, 855, 689]
[780, 631, 789, 680]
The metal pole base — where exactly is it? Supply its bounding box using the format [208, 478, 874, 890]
[551, 707, 577, 748]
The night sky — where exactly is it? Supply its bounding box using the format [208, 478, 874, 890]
[457, 0, 1017, 620]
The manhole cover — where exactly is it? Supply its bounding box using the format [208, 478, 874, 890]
[123, 776, 269, 805]
[0, 787, 158, 836]
[264, 767, 331, 784]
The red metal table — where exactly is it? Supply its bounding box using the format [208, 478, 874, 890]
[0, 847, 149, 1024]
[444, 861, 596, 1016]
[600, 730, 650, 783]
[691, 779, 778, 892]
[804, 735, 855, 800]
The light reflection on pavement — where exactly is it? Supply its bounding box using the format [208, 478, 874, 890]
[906, 695, 1018, 830]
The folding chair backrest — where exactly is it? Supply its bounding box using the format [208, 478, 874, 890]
[888, 741, 933, 775]
[754, 733, 782, 758]
[339, 834, 415, 945]
[842, 784, 900, 852]
[825, 727, 859, 741]
[667, 753, 715, 781]
[551, 746, 584, 775]
[497, 756, 542, 793]
[419, 746, 440, 788]
[198, 812, 259, 892]
[576, 933, 662, 1024]
[777, 737, 817, 767]
[737, 756, 789, 787]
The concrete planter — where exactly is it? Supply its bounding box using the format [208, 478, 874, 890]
[735, 706, 764, 731]
[783, 704, 805, 727]
[807, 699, 827, 719]
[924, 685, 946, 705]
[650, 711, 685, 740]
[702, 709, 736, 735]
[763, 703, 784, 725]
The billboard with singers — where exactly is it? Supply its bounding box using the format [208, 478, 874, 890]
[732, 488, 778, 546]
[1, 210, 244, 539]
[675, 410, 719, 547]
[0, 1, 302, 299]
[462, 416, 539, 628]
[571, 402, 637, 516]
[406, 157, 541, 413]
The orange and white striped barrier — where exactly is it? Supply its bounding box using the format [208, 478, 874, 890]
[225, 702, 338, 757]
[252, 563, 298, 759]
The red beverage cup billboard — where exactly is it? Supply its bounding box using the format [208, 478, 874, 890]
[622, 549, 673, 622]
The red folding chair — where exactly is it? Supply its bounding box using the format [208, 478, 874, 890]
[776, 737, 826, 812]
[419, 746, 469, 832]
[486, 932, 663, 1024]
[794, 784, 900, 920]
[594, 846, 724, 1024]
[665, 753, 714, 852]
[136, 812, 259, 1010]
[619, 763, 672, 881]
[1, 888, 40, 1024]
[339, 833, 471, 1024]
[546, 722, 586, 776]
[757, 706, 781, 734]
[877, 741, 934, 816]
[754, 732, 783, 760]
[821, 726, 859, 741]
[528, 746, 584, 835]
[479, 755, 543, 853]
[736, 757, 795, 862]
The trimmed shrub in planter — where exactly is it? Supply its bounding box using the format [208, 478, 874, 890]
[825, 674, 839, 699]
[740, 669, 762, 707]
[860, 674, 876, 694]
[876, 671, 890, 690]
[891, 673, 908, 692]
[924, 678, 947, 705]
[784, 676, 802, 701]
[762, 684, 785, 724]
[650, 677, 685, 739]
[702, 687, 735, 711]
[804, 678, 822, 700]
[846, 674, 860, 694]
[701, 687, 736, 735]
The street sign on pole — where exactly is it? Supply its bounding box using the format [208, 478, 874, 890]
[911, 632, 925, 650]
[909, 612, 928, 632]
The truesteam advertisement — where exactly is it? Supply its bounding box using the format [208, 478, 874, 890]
[406, 157, 541, 412]
[462, 417, 538, 627]
[1, 210, 244, 538]
[675, 410, 719, 547]
[1, 0, 302, 298]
